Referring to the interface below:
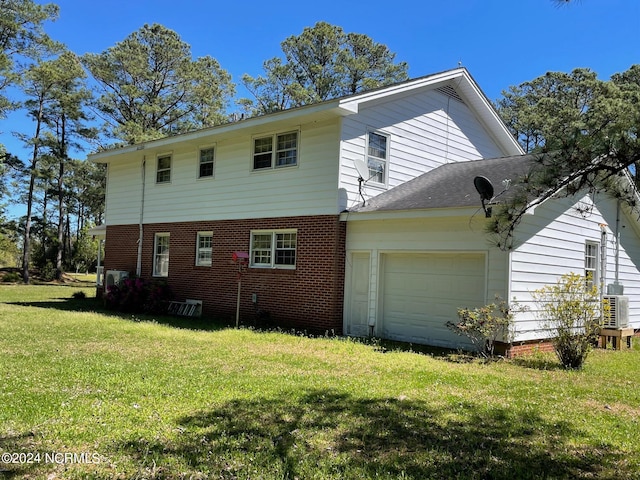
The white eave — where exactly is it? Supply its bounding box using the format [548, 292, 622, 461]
[90, 67, 523, 164]
[340, 206, 481, 222]
[89, 100, 357, 163]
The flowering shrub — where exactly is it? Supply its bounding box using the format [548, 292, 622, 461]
[447, 296, 517, 358]
[532, 272, 604, 370]
[105, 277, 174, 314]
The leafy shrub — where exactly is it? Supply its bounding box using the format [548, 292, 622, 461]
[1, 271, 21, 283]
[105, 277, 174, 314]
[447, 296, 517, 358]
[532, 272, 604, 370]
[40, 261, 57, 282]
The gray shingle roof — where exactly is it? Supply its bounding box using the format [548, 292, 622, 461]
[352, 154, 538, 213]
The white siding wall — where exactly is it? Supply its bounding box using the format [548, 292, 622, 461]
[104, 160, 143, 226]
[104, 119, 341, 225]
[344, 215, 509, 333]
[338, 89, 507, 210]
[510, 194, 640, 341]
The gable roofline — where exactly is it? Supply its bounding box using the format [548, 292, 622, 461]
[337, 67, 523, 156]
[90, 67, 523, 163]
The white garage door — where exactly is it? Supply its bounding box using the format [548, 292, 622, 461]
[381, 253, 486, 348]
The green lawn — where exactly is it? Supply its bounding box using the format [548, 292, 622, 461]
[1, 284, 639, 479]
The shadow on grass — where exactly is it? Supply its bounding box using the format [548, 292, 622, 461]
[6, 297, 227, 332]
[114, 389, 623, 480]
[0, 431, 38, 478]
[511, 355, 564, 371]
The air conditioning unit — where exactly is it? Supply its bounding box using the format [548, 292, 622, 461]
[105, 270, 129, 288]
[603, 295, 629, 329]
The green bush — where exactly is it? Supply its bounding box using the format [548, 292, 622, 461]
[72, 291, 87, 300]
[105, 277, 174, 314]
[1, 271, 21, 283]
[447, 296, 517, 358]
[40, 261, 57, 282]
[532, 272, 604, 370]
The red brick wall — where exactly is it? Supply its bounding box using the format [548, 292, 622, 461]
[503, 341, 556, 358]
[104, 215, 346, 333]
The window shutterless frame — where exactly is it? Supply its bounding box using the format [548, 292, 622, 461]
[585, 241, 599, 289]
[153, 233, 170, 277]
[366, 130, 389, 185]
[249, 229, 297, 269]
[198, 145, 215, 179]
[252, 131, 299, 170]
[195, 231, 213, 266]
[156, 153, 172, 184]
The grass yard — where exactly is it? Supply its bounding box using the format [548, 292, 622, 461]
[0, 284, 639, 479]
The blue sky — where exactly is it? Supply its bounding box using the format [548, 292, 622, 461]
[2, 0, 639, 218]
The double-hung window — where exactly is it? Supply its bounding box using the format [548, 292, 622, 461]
[156, 154, 172, 184]
[199, 146, 215, 178]
[196, 232, 213, 266]
[367, 131, 389, 184]
[253, 131, 298, 170]
[585, 241, 599, 289]
[153, 233, 170, 277]
[250, 230, 297, 268]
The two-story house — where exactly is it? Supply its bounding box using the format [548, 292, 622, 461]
[90, 67, 640, 353]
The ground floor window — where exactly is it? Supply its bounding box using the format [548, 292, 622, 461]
[196, 231, 213, 266]
[250, 229, 297, 268]
[585, 240, 599, 289]
[154, 233, 170, 277]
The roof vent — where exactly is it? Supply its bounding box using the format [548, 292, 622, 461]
[436, 85, 465, 104]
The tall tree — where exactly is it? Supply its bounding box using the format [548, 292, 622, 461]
[18, 54, 54, 283]
[66, 159, 105, 229]
[83, 23, 235, 145]
[496, 68, 607, 153]
[0, 0, 59, 119]
[39, 51, 94, 279]
[491, 66, 640, 249]
[17, 50, 92, 282]
[241, 22, 408, 115]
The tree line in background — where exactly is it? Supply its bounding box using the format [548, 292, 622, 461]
[0, 1, 409, 282]
[0, 0, 638, 281]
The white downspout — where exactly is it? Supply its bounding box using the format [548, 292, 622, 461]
[136, 157, 146, 277]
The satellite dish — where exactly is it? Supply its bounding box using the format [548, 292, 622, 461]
[473, 176, 494, 218]
[354, 158, 375, 207]
[354, 157, 370, 181]
[474, 176, 494, 201]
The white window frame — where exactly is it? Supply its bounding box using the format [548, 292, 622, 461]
[252, 130, 299, 170]
[366, 130, 389, 185]
[250, 229, 297, 269]
[198, 145, 215, 179]
[196, 231, 213, 267]
[585, 241, 599, 289]
[156, 153, 172, 184]
[153, 233, 170, 277]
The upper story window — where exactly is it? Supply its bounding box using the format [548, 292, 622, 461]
[253, 131, 298, 170]
[250, 230, 297, 269]
[196, 231, 213, 266]
[156, 154, 172, 184]
[585, 241, 599, 289]
[153, 233, 170, 277]
[199, 146, 215, 178]
[367, 131, 388, 184]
